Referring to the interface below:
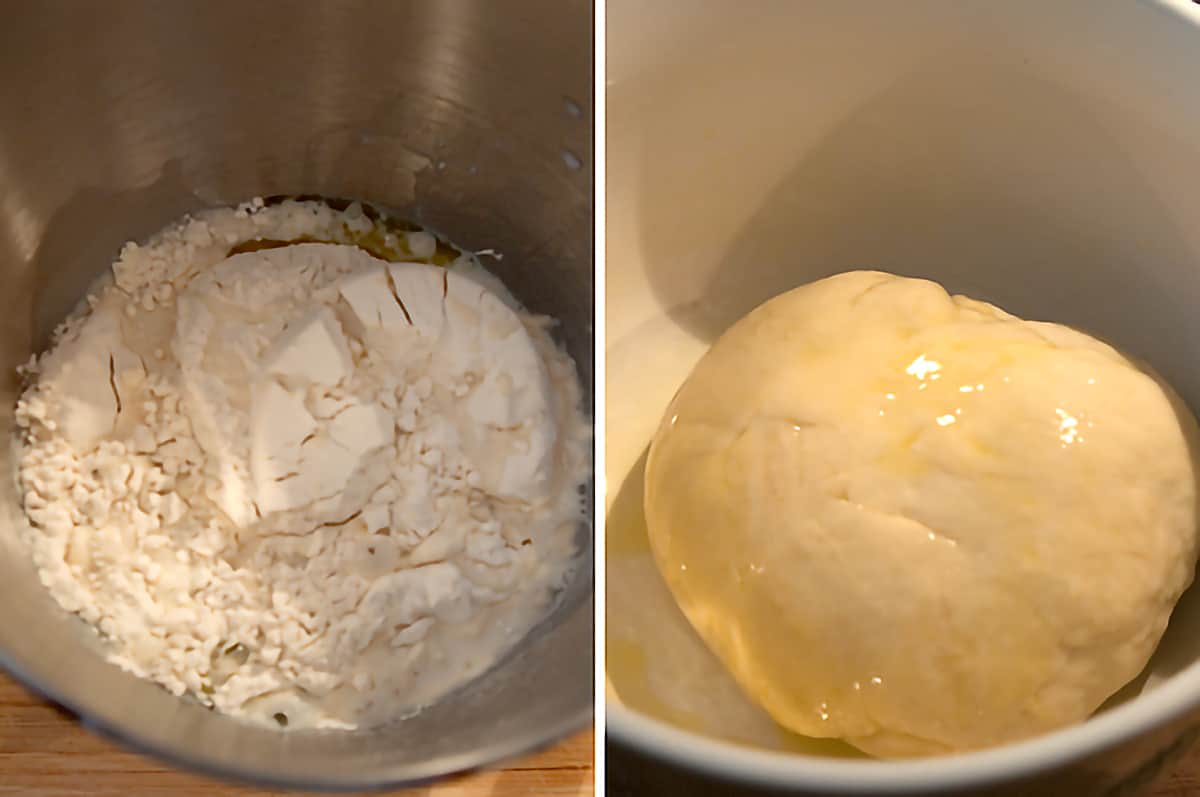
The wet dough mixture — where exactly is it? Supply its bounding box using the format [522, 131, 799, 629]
[16, 199, 590, 730]
[644, 270, 1199, 757]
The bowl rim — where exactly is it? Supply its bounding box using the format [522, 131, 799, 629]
[608, 647, 1200, 793]
[1, 631, 593, 792]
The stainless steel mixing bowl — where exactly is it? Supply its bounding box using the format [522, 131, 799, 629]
[0, 0, 593, 789]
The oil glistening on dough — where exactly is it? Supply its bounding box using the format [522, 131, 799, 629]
[644, 270, 1200, 757]
[16, 198, 590, 730]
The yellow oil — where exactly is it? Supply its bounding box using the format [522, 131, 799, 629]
[228, 198, 460, 265]
[606, 448, 864, 759]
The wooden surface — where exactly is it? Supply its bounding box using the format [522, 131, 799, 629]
[0, 673, 593, 796]
[1152, 744, 1200, 796]
[1141, 741, 1200, 797]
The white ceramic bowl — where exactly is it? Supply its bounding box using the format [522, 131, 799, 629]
[606, 1, 1200, 793]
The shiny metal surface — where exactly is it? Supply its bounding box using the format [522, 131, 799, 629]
[0, 0, 592, 790]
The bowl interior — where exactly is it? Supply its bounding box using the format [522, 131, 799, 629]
[0, 0, 592, 790]
[606, 0, 1200, 772]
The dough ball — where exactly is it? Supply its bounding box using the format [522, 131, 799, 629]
[644, 270, 1200, 757]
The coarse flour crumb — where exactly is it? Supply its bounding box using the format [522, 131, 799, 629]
[14, 199, 590, 730]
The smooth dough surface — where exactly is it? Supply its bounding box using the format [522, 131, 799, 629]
[644, 270, 1200, 757]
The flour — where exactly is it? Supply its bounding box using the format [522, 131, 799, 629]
[15, 199, 590, 730]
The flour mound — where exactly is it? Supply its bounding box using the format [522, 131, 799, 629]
[16, 200, 590, 730]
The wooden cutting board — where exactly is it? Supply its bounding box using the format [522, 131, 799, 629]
[1154, 741, 1200, 797]
[0, 673, 593, 796]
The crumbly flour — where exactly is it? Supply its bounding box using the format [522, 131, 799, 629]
[15, 199, 590, 730]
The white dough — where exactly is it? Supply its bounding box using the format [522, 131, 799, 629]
[644, 270, 1200, 757]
